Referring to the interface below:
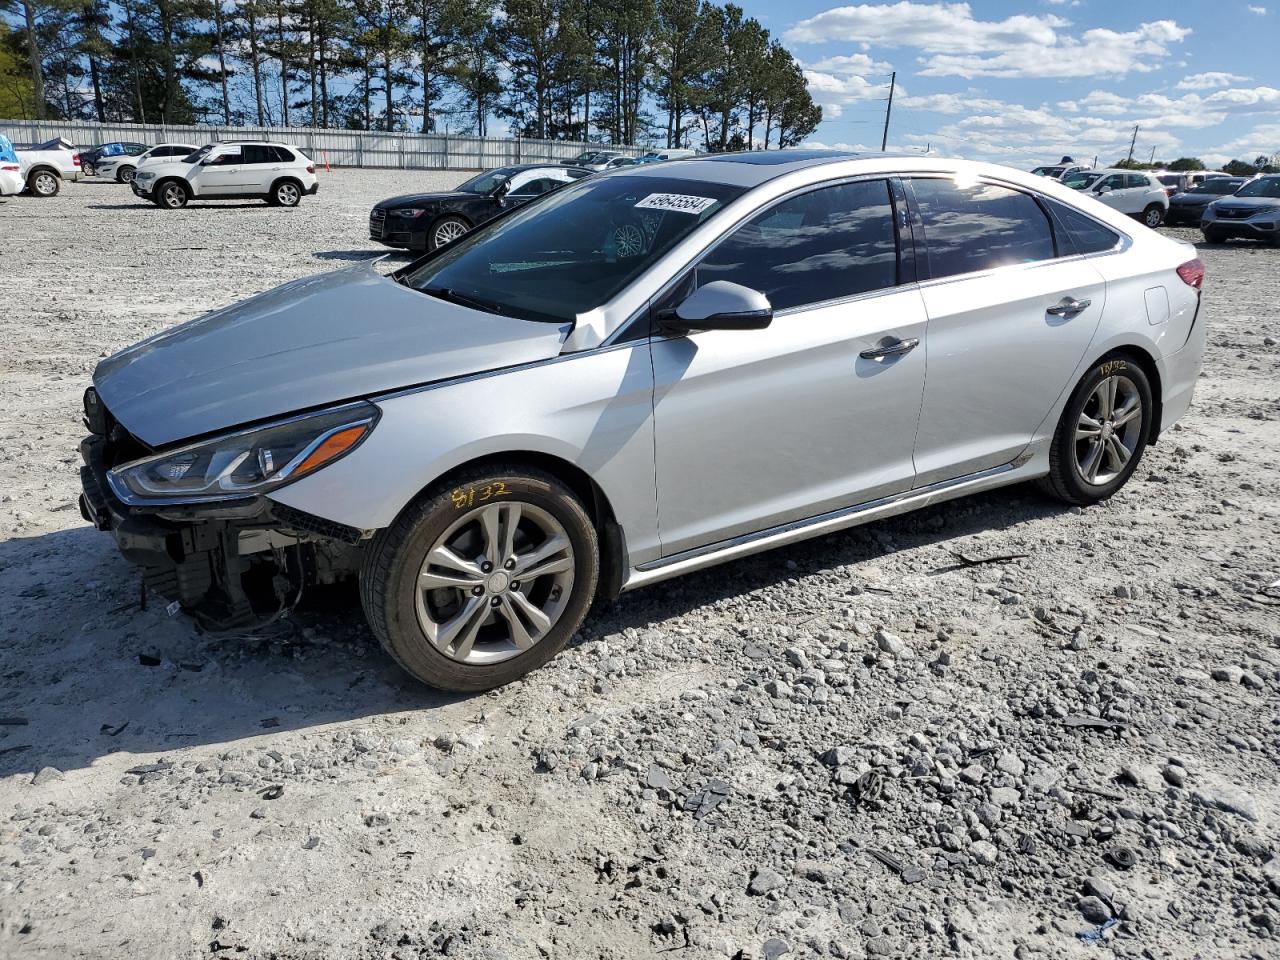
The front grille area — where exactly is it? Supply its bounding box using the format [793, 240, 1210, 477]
[369, 207, 386, 239]
[1217, 207, 1253, 220]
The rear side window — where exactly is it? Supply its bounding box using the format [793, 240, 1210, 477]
[270, 146, 296, 163]
[1128, 174, 1153, 189]
[1044, 200, 1122, 255]
[911, 178, 1055, 279]
[695, 178, 899, 311]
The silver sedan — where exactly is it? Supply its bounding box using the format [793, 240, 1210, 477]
[81, 151, 1207, 691]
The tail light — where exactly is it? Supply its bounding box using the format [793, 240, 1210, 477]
[72, 154, 80, 165]
[306, 164, 315, 174]
[1, 164, 18, 172]
[1176, 258, 1205, 289]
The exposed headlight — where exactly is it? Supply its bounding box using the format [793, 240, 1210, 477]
[135, 171, 155, 181]
[108, 403, 378, 504]
[390, 207, 427, 217]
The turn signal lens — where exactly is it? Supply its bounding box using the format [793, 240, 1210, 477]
[1176, 258, 1205, 289]
[294, 424, 370, 477]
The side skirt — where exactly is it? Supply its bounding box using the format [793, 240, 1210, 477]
[621, 460, 1043, 592]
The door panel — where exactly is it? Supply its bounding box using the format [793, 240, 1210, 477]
[199, 150, 246, 194]
[913, 258, 1106, 485]
[652, 287, 929, 555]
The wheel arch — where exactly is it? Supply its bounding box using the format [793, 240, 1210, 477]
[429, 210, 474, 236]
[25, 164, 60, 180]
[154, 176, 190, 198]
[400, 450, 627, 602]
[270, 174, 304, 195]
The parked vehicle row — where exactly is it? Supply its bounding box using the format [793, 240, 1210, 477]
[97, 142, 198, 183]
[80, 150, 1206, 692]
[1164, 176, 1248, 225]
[131, 140, 319, 208]
[1062, 168, 1169, 227]
[13, 137, 81, 197]
[1200, 174, 1280, 244]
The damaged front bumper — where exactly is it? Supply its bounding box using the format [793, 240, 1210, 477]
[79, 434, 366, 629]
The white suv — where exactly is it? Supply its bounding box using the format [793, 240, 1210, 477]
[1063, 168, 1168, 227]
[131, 140, 318, 209]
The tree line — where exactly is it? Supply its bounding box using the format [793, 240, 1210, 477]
[0, 0, 821, 150]
[1113, 155, 1280, 176]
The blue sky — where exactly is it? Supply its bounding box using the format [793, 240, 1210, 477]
[741, 1, 1279, 167]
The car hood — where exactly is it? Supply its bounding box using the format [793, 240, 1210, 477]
[1211, 197, 1279, 211]
[93, 262, 570, 447]
[378, 191, 479, 208]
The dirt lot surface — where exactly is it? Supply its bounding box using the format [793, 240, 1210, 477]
[1, 170, 1278, 960]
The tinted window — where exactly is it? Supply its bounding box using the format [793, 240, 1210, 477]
[209, 149, 242, 165]
[912, 178, 1054, 279]
[270, 146, 296, 163]
[693, 180, 898, 311]
[510, 177, 558, 197]
[1128, 174, 1152, 189]
[243, 145, 273, 163]
[1236, 177, 1280, 198]
[1045, 200, 1121, 255]
[1199, 179, 1242, 194]
[403, 175, 745, 324]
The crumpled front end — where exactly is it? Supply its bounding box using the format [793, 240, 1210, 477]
[78, 390, 367, 630]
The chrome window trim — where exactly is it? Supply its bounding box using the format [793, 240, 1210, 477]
[902, 172, 1130, 291]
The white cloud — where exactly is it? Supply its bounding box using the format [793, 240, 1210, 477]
[784, 3, 1190, 79]
[1176, 72, 1251, 90]
[800, 54, 894, 118]
[1247, 5, 1267, 14]
[806, 53, 892, 74]
[1203, 86, 1280, 111]
[896, 91, 1005, 114]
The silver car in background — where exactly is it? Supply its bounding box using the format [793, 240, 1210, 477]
[79, 151, 1206, 691]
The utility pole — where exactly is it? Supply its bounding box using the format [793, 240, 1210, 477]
[1127, 124, 1139, 163]
[881, 71, 896, 152]
[1149, 146, 1156, 165]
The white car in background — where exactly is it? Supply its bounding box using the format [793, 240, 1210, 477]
[0, 159, 23, 197]
[97, 143, 197, 184]
[132, 140, 318, 209]
[1063, 169, 1169, 227]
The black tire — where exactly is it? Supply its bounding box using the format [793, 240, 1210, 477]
[116, 165, 136, 184]
[269, 179, 302, 207]
[1037, 355, 1154, 506]
[1202, 228, 1226, 244]
[1141, 204, 1164, 228]
[156, 179, 189, 209]
[427, 215, 471, 251]
[27, 170, 59, 197]
[360, 466, 600, 692]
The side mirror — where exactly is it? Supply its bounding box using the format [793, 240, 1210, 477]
[661, 281, 773, 333]
[1096, 184, 1111, 194]
[491, 181, 510, 199]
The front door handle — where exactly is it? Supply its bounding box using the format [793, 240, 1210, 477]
[860, 336, 920, 360]
[1047, 296, 1091, 317]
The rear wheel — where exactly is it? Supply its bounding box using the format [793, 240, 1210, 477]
[28, 170, 59, 197]
[269, 180, 302, 207]
[361, 467, 599, 692]
[82, 162, 96, 177]
[1038, 356, 1153, 506]
[1142, 204, 1164, 228]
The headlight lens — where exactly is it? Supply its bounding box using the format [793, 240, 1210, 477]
[135, 171, 155, 181]
[108, 403, 378, 504]
[390, 207, 427, 217]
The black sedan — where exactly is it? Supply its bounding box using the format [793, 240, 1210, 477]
[370, 164, 592, 252]
[1165, 177, 1247, 226]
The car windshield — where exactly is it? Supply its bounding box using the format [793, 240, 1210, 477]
[1235, 177, 1280, 198]
[456, 168, 516, 194]
[569, 151, 598, 163]
[1192, 180, 1241, 195]
[1062, 172, 1099, 190]
[402, 175, 746, 324]
[1032, 166, 1064, 177]
[188, 144, 215, 163]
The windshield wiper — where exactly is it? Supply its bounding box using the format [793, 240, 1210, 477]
[419, 286, 509, 316]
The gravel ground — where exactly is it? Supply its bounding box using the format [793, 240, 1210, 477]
[1, 170, 1278, 960]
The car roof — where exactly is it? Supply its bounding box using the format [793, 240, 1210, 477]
[608, 149, 923, 188]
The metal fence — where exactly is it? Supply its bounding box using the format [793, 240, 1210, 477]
[0, 119, 643, 170]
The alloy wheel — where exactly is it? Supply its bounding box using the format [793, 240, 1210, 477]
[415, 500, 575, 665]
[121, 167, 135, 183]
[1074, 374, 1143, 486]
[1144, 207, 1162, 228]
[32, 173, 57, 196]
[433, 219, 468, 246]
[161, 183, 186, 208]
[277, 183, 300, 206]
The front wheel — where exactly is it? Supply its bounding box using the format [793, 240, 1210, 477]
[1142, 204, 1164, 228]
[156, 180, 189, 209]
[117, 166, 136, 184]
[1037, 356, 1153, 506]
[360, 467, 600, 692]
[428, 215, 470, 250]
[1202, 228, 1226, 244]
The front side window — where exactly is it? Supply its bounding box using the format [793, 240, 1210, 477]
[456, 167, 516, 194]
[402, 175, 745, 323]
[208, 149, 242, 165]
[694, 179, 899, 311]
[911, 178, 1055, 280]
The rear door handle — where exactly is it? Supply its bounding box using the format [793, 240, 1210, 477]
[860, 336, 920, 360]
[1047, 296, 1091, 317]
